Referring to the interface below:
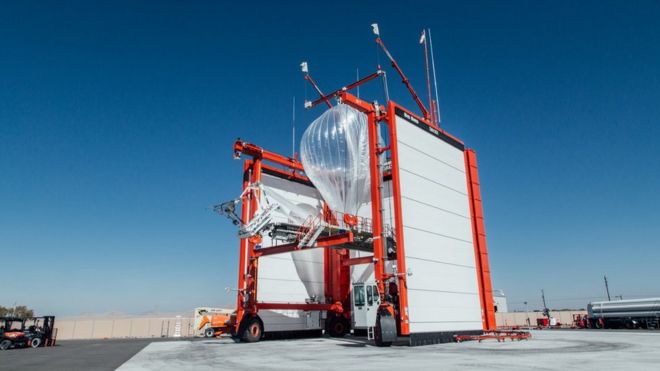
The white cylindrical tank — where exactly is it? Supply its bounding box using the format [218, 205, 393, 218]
[588, 298, 660, 318]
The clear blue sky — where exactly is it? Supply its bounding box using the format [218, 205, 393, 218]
[1, 1, 659, 316]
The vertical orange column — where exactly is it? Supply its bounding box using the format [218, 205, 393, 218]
[235, 160, 252, 329]
[245, 159, 263, 315]
[322, 204, 342, 306]
[323, 242, 345, 307]
[324, 246, 332, 302]
[335, 250, 352, 316]
[366, 111, 387, 301]
[464, 149, 496, 331]
[387, 102, 410, 335]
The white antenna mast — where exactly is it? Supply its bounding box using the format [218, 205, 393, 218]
[428, 28, 442, 124]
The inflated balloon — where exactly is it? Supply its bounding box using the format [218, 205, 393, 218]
[300, 104, 371, 218]
[289, 204, 324, 300]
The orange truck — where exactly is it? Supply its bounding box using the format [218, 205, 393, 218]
[195, 308, 234, 337]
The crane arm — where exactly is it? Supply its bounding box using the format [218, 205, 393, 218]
[375, 37, 431, 121]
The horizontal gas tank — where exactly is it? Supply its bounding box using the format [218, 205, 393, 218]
[588, 298, 660, 318]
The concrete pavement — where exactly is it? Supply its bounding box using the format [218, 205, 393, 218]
[117, 330, 660, 371]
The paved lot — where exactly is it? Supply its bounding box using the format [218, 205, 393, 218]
[0, 338, 194, 371]
[118, 330, 660, 371]
[3, 330, 660, 371]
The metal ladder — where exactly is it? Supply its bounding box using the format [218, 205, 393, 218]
[298, 215, 324, 248]
[367, 326, 375, 340]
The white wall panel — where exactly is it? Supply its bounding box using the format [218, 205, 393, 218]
[405, 257, 478, 293]
[404, 228, 475, 267]
[400, 198, 472, 244]
[395, 114, 482, 333]
[397, 142, 468, 196]
[396, 121, 466, 170]
[398, 168, 470, 218]
[255, 174, 325, 331]
[258, 253, 324, 302]
[407, 290, 482, 332]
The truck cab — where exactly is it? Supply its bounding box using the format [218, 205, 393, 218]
[351, 282, 380, 332]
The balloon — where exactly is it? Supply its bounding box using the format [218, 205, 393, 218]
[300, 104, 371, 218]
[289, 204, 324, 300]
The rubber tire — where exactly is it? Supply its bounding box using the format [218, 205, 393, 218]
[594, 319, 603, 329]
[241, 317, 263, 343]
[204, 328, 215, 338]
[30, 338, 42, 348]
[0, 340, 12, 350]
[327, 316, 349, 338]
[374, 312, 394, 347]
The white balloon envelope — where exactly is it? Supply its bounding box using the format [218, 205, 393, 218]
[300, 104, 371, 217]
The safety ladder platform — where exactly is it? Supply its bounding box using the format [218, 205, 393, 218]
[298, 216, 326, 248]
[266, 223, 373, 254]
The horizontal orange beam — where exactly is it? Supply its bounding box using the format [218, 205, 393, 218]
[253, 232, 353, 257]
[309, 70, 382, 108]
[342, 256, 374, 266]
[261, 163, 311, 185]
[234, 140, 304, 171]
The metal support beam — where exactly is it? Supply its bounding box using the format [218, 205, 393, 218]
[234, 140, 304, 172]
[261, 163, 311, 185]
[338, 91, 390, 308]
[253, 232, 354, 258]
[305, 75, 332, 108]
[342, 256, 374, 267]
[309, 70, 384, 109]
[367, 111, 387, 302]
[375, 37, 431, 121]
[465, 149, 497, 331]
[386, 101, 411, 334]
[256, 302, 344, 313]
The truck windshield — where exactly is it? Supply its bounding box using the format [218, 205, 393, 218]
[354, 286, 365, 307]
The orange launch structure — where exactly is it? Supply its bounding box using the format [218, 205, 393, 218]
[215, 25, 496, 346]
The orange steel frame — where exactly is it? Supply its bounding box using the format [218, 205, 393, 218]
[233, 142, 351, 334]
[465, 150, 497, 330]
[382, 97, 496, 333]
[232, 91, 496, 336]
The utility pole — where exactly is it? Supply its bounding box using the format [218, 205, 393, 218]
[524, 301, 530, 327]
[604, 275, 611, 301]
[541, 290, 547, 309]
